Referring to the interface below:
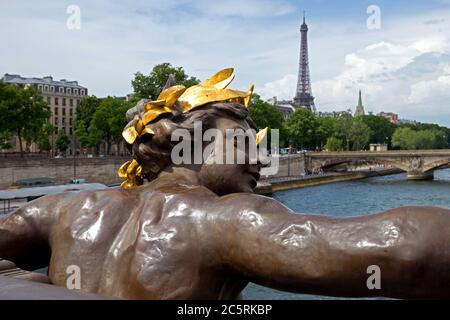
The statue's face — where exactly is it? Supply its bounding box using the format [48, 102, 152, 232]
[196, 116, 262, 195]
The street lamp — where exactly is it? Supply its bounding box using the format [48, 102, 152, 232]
[72, 132, 77, 182]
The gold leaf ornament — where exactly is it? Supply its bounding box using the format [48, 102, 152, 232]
[256, 127, 268, 146]
[118, 159, 143, 188]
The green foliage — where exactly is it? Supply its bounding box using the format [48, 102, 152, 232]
[36, 123, 54, 152]
[360, 114, 396, 146]
[85, 97, 130, 154]
[74, 96, 101, 148]
[349, 117, 372, 150]
[284, 108, 316, 148]
[315, 116, 339, 148]
[0, 131, 13, 150]
[76, 96, 100, 127]
[333, 112, 353, 150]
[249, 94, 284, 129]
[55, 129, 71, 153]
[249, 94, 286, 144]
[325, 137, 344, 151]
[392, 127, 448, 150]
[0, 81, 51, 156]
[132, 62, 200, 100]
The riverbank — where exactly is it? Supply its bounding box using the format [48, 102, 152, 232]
[255, 168, 403, 195]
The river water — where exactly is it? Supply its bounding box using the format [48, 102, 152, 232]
[242, 168, 450, 299]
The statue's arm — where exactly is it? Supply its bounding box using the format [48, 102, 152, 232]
[0, 194, 61, 270]
[211, 194, 450, 298]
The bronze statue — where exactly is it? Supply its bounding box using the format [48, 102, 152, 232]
[1, 69, 450, 299]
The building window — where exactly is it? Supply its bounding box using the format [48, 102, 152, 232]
[69, 108, 73, 116]
[59, 87, 64, 93]
[55, 117, 58, 125]
[38, 85, 43, 91]
[69, 127, 73, 135]
[44, 85, 49, 92]
[50, 86, 55, 92]
[67, 88, 71, 95]
[54, 107, 58, 115]
[69, 118, 72, 125]
[62, 118, 66, 125]
[77, 99, 80, 105]
[62, 108, 66, 116]
[80, 89, 85, 96]
[55, 98, 59, 105]
[74, 88, 79, 95]
[69, 99, 73, 107]
[46, 97, 51, 104]
[62, 98, 66, 106]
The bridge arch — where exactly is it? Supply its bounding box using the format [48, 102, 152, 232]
[305, 151, 450, 180]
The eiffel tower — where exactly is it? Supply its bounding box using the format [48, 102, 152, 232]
[293, 11, 316, 113]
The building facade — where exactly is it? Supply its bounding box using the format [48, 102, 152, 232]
[1, 74, 88, 154]
[378, 111, 399, 124]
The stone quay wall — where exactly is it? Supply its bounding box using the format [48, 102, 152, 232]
[0, 157, 129, 186]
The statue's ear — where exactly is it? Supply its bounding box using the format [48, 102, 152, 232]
[162, 74, 177, 90]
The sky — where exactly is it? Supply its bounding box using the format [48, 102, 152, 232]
[1, 0, 450, 125]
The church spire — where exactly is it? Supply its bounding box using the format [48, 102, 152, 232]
[355, 89, 365, 117]
[358, 89, 363, 108]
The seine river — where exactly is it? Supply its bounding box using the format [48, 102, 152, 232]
[242, 168, 450, 300]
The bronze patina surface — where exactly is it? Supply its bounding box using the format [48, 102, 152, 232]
[1, 70, 450, 299]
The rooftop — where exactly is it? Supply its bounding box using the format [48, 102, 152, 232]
[1, 73, 87, 89]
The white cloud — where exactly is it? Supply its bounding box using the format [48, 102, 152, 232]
[409, 74, 450, 103]
[260, 74, 296, 100]
[2, 1, 450, 125]
[259, 8, 450, 125]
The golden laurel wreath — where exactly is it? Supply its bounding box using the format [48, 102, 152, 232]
[118, 68, 268, 188]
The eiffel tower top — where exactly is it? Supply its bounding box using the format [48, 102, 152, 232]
[301, 10, 308, 30]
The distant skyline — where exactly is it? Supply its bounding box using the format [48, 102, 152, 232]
[1, 1, 450, 125]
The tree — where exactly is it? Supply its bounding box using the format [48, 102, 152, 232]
[360, 114, 396, 146]
[0, 82, 51, 157]
[249, 94, 286, 145]
[284, 108, 316, 149]
[0, 131, 13, 150]
[249, 94, 284, 130]
[392, 127, 414, 150]
[88, 97, 128, 155]
[132, 63, 200, 100]
[56, 129, 71, 154]
[333, 112, 354, 150]
[349, 117, 371, 150]
[391, 127, 447, 150]
[74, 96, 101, 148]
[36, 123, 54, 154]
[325, 137, 344, 151]
[315, 116, 339, 148]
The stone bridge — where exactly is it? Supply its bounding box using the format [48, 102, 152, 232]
[304, 150, 450, 180]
